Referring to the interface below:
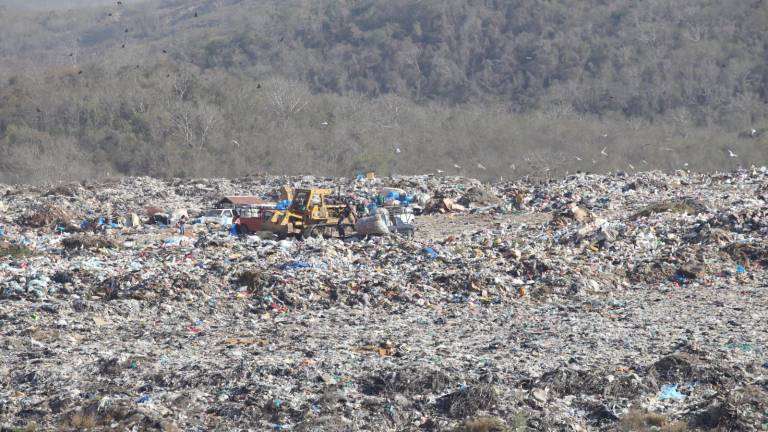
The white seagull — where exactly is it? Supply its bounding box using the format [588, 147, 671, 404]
[477, 163, 487, 170]
[231, 139, 240, 147]
[600, 147, 608, 156]
[727, 149, 738, 158]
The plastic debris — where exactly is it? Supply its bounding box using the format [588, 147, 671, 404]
[1, 170, 767, 430]
[423, 246, 439, 258]
[659, 384, 686, 401]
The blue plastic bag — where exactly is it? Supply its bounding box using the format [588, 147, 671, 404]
[736, 265, 746, 273]
[659, 384, 685, 401]
[423, 247, 439, 259]
[276, 199, 291, 210]
[0, 227, 4, 237]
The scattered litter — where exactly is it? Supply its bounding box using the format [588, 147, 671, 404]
[1, 170, 767, 430]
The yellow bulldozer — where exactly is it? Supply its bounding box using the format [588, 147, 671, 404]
[263, 188, 356, 239]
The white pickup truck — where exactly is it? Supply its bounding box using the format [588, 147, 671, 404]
[195, 209, 234, 226]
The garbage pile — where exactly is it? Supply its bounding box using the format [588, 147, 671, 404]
[1, 169, 767, 431]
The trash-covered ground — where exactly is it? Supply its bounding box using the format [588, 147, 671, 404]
[1, 170, 767, 431]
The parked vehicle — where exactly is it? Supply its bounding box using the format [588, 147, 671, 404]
[195, 208, 234, 226]
[237, 205, 276, 234]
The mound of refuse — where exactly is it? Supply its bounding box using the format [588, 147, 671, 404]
[1, 169, 767, 431]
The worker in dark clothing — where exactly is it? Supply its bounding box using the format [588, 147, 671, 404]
[337, 201, 357, 238]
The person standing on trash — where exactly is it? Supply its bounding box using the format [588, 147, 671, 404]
[337, 201, 357, 238]
[233, 211, 242, 235]
[177, 214, 188, 235]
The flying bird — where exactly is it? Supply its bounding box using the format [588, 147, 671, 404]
[477, 163, 487, 170]
[727, 149, 738, 158]
[509, 163, 516, 170]
[628, 163, 635, 170]
[436, 169, 444, 174]
[320, 121, 328, 127]
[574, 156, 582, 161]
[454, 164, 461, 170]
[395, 148, 401, 154]
[231, 139, 240, 147]
[600, 147, 608, 156]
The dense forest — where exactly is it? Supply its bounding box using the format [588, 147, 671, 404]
[0, 0, 767, 182]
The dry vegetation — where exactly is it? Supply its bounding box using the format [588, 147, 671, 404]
[620, 410, 689, 432]
[0, 0, 767, 182]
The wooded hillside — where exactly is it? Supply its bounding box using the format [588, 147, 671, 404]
[0, 0, 766, 182]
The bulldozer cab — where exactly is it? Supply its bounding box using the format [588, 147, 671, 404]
[289, 188, 332, 221]
[265, 187, 348, 238]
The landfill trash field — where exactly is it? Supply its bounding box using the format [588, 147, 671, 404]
[1, 170, 767, 431]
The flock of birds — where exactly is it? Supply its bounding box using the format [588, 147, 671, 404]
[69, 0, 200, 74]
[394, 141, 743, 176]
